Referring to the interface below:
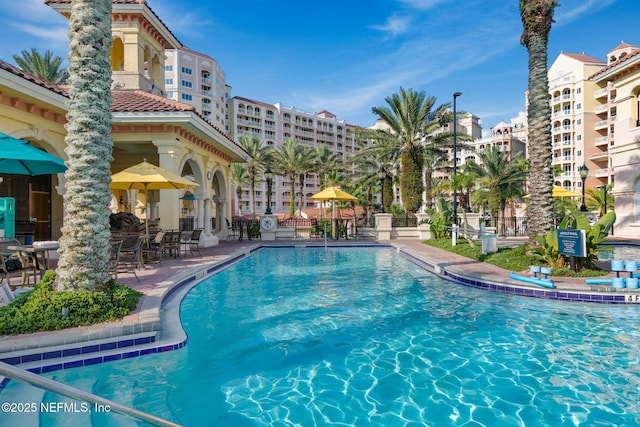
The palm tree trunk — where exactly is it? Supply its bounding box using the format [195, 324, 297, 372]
[248, 167, 256, 219]
[521, 0, 557, 239]
[289, 174, 296, 217]
[56, 0, 113, 291]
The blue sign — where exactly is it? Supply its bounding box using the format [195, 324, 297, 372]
[557, 229, 587, 257]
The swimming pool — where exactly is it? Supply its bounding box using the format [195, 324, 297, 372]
[2, 246, 640, 426]
[598, 243, 640, 261]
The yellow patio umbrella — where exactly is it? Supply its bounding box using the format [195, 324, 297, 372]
[524, 185, 580, 199]
[310, 186, 357, 239]
[310, 186, 358, 202]
[110, 159, 198, 235]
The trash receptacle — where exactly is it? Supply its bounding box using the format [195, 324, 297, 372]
[480, 233, 498, 255]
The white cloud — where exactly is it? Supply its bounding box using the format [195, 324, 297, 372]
[371, 15, 411, 37]
[554, 0, 616, 23]
[13, 23, 68, 46]
[397, 0, 452, 10]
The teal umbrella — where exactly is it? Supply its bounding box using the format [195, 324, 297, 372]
[0, 132, 66, 175]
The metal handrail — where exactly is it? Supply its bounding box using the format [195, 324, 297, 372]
[0, 362, 181, 427]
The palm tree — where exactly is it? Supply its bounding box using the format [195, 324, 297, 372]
[273, 139, 314, 216]
[237, 135, 272, 219]
[586, 184, 614, 216]
[372, 87, 449, 213]
[352, 128, 403, 213]
[466, 146, 527, 234]
[230, 163, 248, 216]
[520, 0, 558, 238]
[56, 0, 112, 291]
[13, 48, 69, 84]
[314, 145, 342, 188]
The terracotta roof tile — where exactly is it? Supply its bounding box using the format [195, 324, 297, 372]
[0, 59, 68, 97]
[561, 52, 605, 64]
[111, 90, 195, 112]
[589, 48, 640, 79]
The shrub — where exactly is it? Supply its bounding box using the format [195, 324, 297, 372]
[0, 271, 141, 335]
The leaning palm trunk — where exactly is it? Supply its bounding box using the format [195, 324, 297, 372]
[56, 0, 113, 291]
[521, 0, 557, 238]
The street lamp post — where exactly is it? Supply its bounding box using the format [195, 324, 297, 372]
[578, 164, 589, 212]
[264, 167, 273, 215]
[452, 92, 462, 228]
[377, 166, 386, 213]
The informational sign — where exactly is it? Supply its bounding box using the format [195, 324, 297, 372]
[557, 229, 587, 257]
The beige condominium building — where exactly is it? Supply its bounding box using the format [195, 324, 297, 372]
[228, 98, 359, 216]
[164, 48, 231, 134]
[589, 43, 640, 238]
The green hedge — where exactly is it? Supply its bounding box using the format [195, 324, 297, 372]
[0, 271, 141, 335]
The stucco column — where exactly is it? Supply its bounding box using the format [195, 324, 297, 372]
[415, 213, 432, 240]
[196, 198, 204, 229]
[154, 140, 188, 231]
[374, 213, 393, 240]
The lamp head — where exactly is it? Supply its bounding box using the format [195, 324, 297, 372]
[264, 166, 273, 181]
[578, 164, 589, 179]
[377, 166, 386, 180]
[453, 92, 462, 98]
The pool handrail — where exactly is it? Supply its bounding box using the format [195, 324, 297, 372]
[0, 361, 182, 427]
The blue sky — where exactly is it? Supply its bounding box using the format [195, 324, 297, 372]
[0, 0, 637, 132]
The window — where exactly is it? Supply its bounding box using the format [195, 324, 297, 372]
[576, 88, 581, 94]
[181, 94, 192, 101]
[576, 103, 582, 110]
[181, 80, 192, 88]
[165, 78, 173, 85]
[576, 150, 582, 157]
[576, 118, 581, 125]
[181, 67, 192, 75]
[165, 65, 173, 71]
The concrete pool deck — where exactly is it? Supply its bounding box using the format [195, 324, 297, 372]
[1, 237, 640, 372]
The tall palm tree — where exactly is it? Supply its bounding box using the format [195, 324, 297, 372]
[372, 87, 449, 213]
[314, 145, 342, 188]
[466, 146, 528, 234]
[273, 139, 314, 216]
[56, 0, 112, 291]
[13, 48, 69, 84]
[296, 146, 316, 215]
[352, 128, 402, 213]
[520, 0, 558, 238]
[586, 184, 614, 216]
[230, 163, 248, 216]
[237, 135, 272, 219]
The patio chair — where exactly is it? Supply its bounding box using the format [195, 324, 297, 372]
[226, 219, 239, 242]
[0, 240, 38, 287]
[142, 230, 165, 264]
[187, 229, 203, 256]
[118, 236, 144, 281]
[160, 231, 181, 259]
[109, 240, 123, 280]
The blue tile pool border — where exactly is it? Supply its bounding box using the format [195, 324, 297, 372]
[397, 248, 631, 304]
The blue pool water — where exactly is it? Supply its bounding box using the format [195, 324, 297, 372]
[2, 247, 640, 426]
[597, 244, 640, 261]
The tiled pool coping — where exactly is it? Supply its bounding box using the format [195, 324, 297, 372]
[2, 242, 639, 390]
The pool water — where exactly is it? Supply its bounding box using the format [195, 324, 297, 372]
[597, 244, 640, 261]
[2, 247, 640, 426]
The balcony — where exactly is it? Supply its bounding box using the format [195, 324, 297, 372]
[595, 168, 610, 178]
[594, 136, 608, 147]
[595, 120, 608, 130]
[594, 104, 608, 114]
[589, 153, 608, 162]
[595, 88, 607, 99]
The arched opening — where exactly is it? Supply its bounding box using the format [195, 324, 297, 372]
[111, 37, 124, 71]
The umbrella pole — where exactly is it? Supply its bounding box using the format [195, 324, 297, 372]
[144, 183, 149, 237]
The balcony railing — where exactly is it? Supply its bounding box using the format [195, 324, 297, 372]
[595, 88, 607, 98]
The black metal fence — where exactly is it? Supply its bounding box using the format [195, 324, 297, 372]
[485, 217, 528, 237]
